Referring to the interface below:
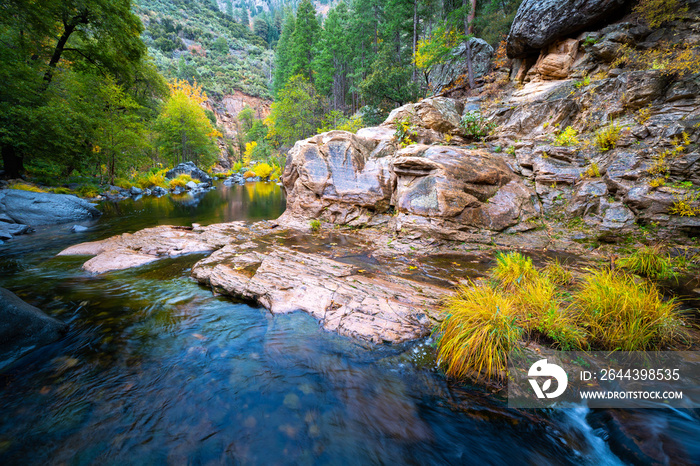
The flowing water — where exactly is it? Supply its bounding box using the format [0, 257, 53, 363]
[0, 182, 698, 465]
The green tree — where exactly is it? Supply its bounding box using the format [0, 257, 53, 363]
[273, 13, 296, 94]
[289, 0, 320, 81]
[265, 75, 325, 147]
[0, 0, 153, 178]
[156, 80, 222, 168]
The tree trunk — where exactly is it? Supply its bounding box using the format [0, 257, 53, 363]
[44, 11, 89, 86]
[463, 0, 475, 88]
[468, 0, 476, 34]
[412, 0, 418, 83]
[1, 144, 23, 179]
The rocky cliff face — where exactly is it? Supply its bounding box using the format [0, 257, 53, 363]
[280, 2, 700, 248]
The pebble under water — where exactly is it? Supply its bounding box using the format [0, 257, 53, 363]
[1, 182, 699, 465]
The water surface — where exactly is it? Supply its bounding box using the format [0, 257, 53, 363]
[0, 182, 698, 465]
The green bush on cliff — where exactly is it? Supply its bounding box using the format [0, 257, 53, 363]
[460, 111, 496, 140]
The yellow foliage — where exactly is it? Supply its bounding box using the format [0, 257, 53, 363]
[614, 42, 700, 78]
[243, 170, 257, 179]
[168, 79, 208, 104]
[252, 162, 274, 179]
[243, 141, 257, 165]
[595, 122, 621, 151]
[633, 0, 688, 27]
[168, 174, 194, 189]
[553, 126, 579, 146]
[8, 182, 46, 193]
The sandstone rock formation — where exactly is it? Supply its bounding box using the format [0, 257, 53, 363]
[506, 0, 630, 58]
[192, 245, 448, 344]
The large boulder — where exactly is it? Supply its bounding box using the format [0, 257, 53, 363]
[506, 0, 629, 58]
[0, 190, 101, 226]
[0, 288, 67, 364]
[427, 38, 494, 94]
[392, 145, 538, 231]
[280, 131, 396, 225]
[165, 162, 212, 184]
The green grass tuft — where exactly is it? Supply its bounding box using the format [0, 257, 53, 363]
[618, 245, 675, 279]
[437, 282, 522, 381]
[574, 269, 685, 351]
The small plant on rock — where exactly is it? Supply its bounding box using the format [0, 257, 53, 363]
[553, 126, 579, 146]
[583, 162, 601, 178]
[394, 115, 417, 148]
[595, 122, 622, 151]
[460, 111, 496, 140]
[309, 219, 321, 232]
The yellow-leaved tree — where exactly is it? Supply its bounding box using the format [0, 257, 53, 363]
[156, 80, 222, 168]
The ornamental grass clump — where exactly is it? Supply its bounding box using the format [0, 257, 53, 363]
[618, 245, 675, 279]
[437, 283, 522, 381]
[574, 269, 686, 351]
[491, 251, 538, 289]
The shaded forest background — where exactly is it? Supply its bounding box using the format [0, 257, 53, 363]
[0, 0, 521, 187]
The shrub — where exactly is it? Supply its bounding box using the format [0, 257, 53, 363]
[669, 191, 700, 217]
[137, 170, 168, 188]
[252, 162, 274, 179]
[491, 251, 538, 289]
[460, 111, 496, 140]
[168, 174, 194, 189]
[633, 0, 688, 28]
[573, 269, 685, 350]
[51, 187, 73, 195]
[583, 162, 601, 178]
[309, 219, 321, 232]
[8, 183, 46, 193]
[618, 245, 675, 279]
[553, 126, 579, 146]
[595, 122, 622, 151]
[243, 170, 257, 179]
[394, 115, 417, 148]
[114, 178, 134, 189]
[76, 184, 100, 198]
[436, 282, 522, 381]
[232, 161, 244, 173]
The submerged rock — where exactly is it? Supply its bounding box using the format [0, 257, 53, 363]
[0, 190, 101, 226]
[0, 288, 67, 363]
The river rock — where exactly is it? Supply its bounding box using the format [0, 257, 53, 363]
[165, 162, 213, 183]
[130, 186, 143, 196]
[280, 131, 395, 225]
[427, 38, 494, 94]
[506, 0, 629, 58]
[0, 287, 67, 363]
[57, 223, 247, 273]
[186, 181, 198, 190]
[0, 190, 101, 226]
[192, 245, 448, 344]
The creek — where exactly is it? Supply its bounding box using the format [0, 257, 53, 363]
[0, 182, 697, 464]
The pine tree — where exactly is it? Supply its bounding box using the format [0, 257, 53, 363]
[289, 0, 320, 81]
[272, 13, 296, 94]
